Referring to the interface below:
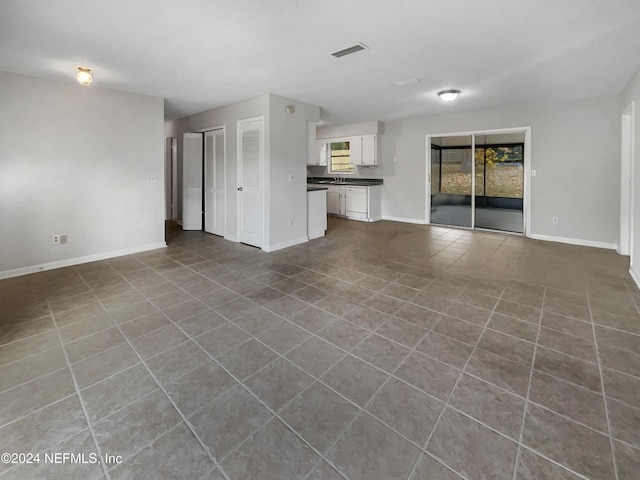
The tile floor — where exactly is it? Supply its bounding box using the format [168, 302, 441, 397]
[1, 218, 640, 479]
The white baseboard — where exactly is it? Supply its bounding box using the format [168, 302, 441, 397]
[181, 224, 201, 231]
[308, 231, 326, 240]
[528, 234, 617, 250]
[630, 266, 640, 290]
[263, 236, 308, 253]
[224, 234, 239, 243]
[0, 242, 167, 280]
[382, 215, 427, 225]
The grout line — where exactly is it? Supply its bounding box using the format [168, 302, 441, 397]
[406, 280, 505, 480]
[511, 282, 546, 480]
[3, 227, 638, 480]
[79, 269, 232, 480]
[46, 301, 112, 480]
[586, 283, 620, 480]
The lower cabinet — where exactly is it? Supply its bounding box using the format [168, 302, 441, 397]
[327, 186, 346, 216]
[327, 185, 381, 222]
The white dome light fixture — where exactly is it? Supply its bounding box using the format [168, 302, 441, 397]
[77, 67, 93, 86]
[438, 89, 461, 102]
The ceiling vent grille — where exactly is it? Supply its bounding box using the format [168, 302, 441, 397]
[331, 43, 368, 58]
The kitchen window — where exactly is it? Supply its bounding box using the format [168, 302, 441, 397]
[329, 141, 355, 173]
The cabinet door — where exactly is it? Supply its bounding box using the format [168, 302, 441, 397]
[314, 141, 328, 166]
[327, 187, 340, 214]
[346, 186, 368, 217]
[361, 135, 377, 165]
[350, 136, 363, 165]
[339, 187, 347, 216]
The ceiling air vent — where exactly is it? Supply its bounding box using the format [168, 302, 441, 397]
[331, 43, 368, 58]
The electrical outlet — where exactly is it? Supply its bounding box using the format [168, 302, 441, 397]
[288, 174, 295, 182]
[288, 219, 293, 227]
[147, 176, 156, 182]
[552, 217, 559, 224]
[52, 235, 60, 244]
[408, 203, 413, 209]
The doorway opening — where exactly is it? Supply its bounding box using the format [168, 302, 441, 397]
[427, 128, 530, 234]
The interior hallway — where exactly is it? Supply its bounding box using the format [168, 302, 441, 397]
[0, 218, 638, 479]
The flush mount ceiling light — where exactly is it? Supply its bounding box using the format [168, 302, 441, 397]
[285, 105, 295, 114]
[76, 67, 93, 86]
[438, 89, 461, 102]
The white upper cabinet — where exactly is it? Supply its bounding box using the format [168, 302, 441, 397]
[361, 134, 377, 165]
[309, 140, 328, 166]
[350, 134, 377, 165]
[308, 122, 326, 166]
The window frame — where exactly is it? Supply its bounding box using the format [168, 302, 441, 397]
[327, 138, 355, 174]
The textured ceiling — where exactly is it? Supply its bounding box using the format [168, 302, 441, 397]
[1, 0, 639, 124]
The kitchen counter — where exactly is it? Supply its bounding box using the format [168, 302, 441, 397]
[307, 177, 383, 187]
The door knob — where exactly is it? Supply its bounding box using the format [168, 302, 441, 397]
[237, 187, 243, 191]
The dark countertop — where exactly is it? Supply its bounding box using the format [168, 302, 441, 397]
[307, 177, 383, 186]
[307, 186, 328, 192]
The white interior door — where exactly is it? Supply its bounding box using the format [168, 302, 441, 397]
[238, 118, 263, 247]
[204, 129, 225, 236]
[182, 132, 203, 230]
[620, 102, 635, 256]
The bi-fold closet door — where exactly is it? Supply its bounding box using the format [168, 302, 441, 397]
[428, 131, 526, 234]
[204, 129, 225, 236]
[182, 128, 226, 234]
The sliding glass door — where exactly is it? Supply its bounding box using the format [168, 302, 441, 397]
[473, 133, 524, 233]
[430, 135, 473, 228]
[429, 131, 525, 234]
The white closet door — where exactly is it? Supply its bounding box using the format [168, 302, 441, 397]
[204, 129, 225, 236]
[182, 132, 203, 230]
[238, 118, 263, 248]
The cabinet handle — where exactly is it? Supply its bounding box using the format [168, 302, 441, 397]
[237, 187, 243, 191]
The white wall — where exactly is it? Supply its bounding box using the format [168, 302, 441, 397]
[268, 93, 321, 249]
[621, 66, 640, 284]
[380, 96, 621, 247]
[0, 71, 165, 278]
[165, 93, 320, 251]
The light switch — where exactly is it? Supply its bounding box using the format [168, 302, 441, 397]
[288, 174, 295, 182]
[531, 170, 536, 177]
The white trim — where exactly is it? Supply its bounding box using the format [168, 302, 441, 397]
[262, 236, 308, 253]
[382, 215, 427, 225]
[225, 234, 239, 243]
[529, 234, 616, 250]
[0, 242, 167, 280]
[629, 266, 640, 290]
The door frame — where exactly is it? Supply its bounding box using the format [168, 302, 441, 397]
[425, 126, 532, 235]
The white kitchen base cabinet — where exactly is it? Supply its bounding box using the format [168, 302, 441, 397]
[326, 185, 346, 216]
[307, 189, 327, 239]
[347, 185, 381, 221]
[326, 184, 381, 222]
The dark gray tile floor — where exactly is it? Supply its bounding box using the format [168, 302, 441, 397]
[1, 218, 639, 479]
